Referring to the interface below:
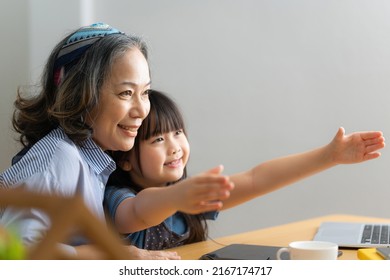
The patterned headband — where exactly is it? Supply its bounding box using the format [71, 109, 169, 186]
[54, 22, 124, 86]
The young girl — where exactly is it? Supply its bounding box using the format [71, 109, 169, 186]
[104, 90, 385, 250]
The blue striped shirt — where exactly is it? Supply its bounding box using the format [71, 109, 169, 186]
[0, 127, 116, 246]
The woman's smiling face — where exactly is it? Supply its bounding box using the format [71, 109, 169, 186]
[88, 48, 151, 151]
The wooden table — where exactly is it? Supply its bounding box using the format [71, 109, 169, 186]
[167, 214, 390, 260]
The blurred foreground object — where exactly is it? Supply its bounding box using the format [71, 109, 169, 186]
[0, 188, 129, 259]
[0, 226, 25, 259]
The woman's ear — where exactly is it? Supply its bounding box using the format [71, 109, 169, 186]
[119, 159, 132, 171]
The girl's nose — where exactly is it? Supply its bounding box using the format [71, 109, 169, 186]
[170, 146, 181, 155]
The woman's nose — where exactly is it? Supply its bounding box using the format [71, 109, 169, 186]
[129, 96, 150, 119]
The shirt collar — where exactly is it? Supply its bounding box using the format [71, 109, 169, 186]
[79, 137, 116, 175]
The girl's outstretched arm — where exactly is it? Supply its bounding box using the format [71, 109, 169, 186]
[114, 165, 234, 233]
[221, 127, 385, 210]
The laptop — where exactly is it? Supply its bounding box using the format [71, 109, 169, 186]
[313, 222, 390, 248]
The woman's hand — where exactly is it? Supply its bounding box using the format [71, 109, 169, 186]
[126, 245, 181, 260]
[74, 244, 181, 259]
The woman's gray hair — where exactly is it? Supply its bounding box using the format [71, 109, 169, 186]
[13, 32, 148, 146]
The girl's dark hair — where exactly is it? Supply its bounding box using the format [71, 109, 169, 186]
[13, 30, 148, 147]
[108, 90, 208, 245]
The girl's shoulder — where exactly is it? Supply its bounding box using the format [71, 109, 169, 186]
[104, 184, 137, 199]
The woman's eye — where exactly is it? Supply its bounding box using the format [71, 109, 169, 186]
[119, 90, 133, 97]
[141, 89, 151, 100]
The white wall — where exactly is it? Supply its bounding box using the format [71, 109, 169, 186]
[1, 0, 390, 239]
[0, 1, 29, 171]
[0, 0, 89, 172]
[94, 0, 390, 238]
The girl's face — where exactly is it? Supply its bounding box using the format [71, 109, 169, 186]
[130, 129, 190, 188]
[89, 48, 151, 151]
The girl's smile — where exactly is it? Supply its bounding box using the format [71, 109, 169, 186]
[164, 158, 183, 169]
[128, 130, 190, 188]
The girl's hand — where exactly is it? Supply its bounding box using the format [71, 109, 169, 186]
[170, 165, 235, 214]
[330, 127, 385, 164]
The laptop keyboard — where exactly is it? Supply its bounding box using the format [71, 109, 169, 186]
[361, 225, 389, 244]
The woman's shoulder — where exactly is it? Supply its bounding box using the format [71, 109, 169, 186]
[23, 127, 82, 167]
[34, 127, 80, 158]
[1, 128, 84, 187]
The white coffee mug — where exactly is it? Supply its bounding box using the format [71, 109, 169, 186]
[276, 241, 338, 260]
